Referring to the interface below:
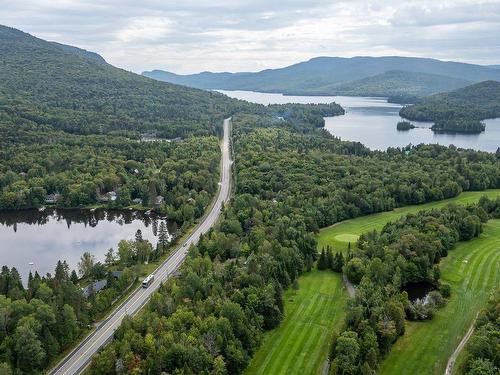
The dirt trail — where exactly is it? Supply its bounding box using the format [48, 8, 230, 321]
[342, 274, 355, 297]
[444, 313, 478, 375]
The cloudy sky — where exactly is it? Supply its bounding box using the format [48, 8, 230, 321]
[1, 0, 499, 73]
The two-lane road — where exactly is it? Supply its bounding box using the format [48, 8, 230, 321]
[49, 118, 233, 375]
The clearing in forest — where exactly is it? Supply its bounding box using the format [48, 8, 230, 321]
[244, 270, 347, 375]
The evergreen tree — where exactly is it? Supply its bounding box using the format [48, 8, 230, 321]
[158, 222, 168, 252]
[135, 229, 143, 243]
[317, 248, 328, 270]
[70, 270, 79, 284]
[326, 248, 334, 269]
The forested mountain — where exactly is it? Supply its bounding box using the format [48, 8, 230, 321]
[400, 80, 500, 133]
[49, 41, 107, 64]
[143, 56, 500, 96]
[0, 24, 240, 138]
[328, 70, 471, 97]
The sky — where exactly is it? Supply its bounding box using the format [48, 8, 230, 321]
[1, 0, 499, 74]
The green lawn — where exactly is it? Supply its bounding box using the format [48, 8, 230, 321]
[317, 190, 500, 252]
[380, 219, 500, 375]
[244, 271, 348, 375]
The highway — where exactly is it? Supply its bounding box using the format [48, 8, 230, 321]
[49, 118, 232, 375]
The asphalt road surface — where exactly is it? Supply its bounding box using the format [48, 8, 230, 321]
[49, 118, 233, 375]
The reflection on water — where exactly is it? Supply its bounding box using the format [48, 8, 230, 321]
[219, 90, 500, 152]
[0, 208, 173, 281]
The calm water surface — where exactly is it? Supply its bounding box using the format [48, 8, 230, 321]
[219, 90, 500, 152]
[0, 208, 173, 281]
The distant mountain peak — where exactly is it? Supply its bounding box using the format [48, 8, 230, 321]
[143, 55, 500, 97]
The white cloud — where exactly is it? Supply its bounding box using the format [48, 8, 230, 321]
[0, 0, 498, 73]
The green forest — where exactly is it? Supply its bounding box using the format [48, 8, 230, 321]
[86, 111, 500, 374]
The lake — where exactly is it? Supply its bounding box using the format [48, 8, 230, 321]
[219, 90, 500, 152]
[0, 208, 174, 282]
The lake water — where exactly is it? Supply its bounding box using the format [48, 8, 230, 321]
[0, 208, 173, 282]
[219, 90, 500, 152]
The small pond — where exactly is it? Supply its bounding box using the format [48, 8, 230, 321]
[402, 281, 435, 301]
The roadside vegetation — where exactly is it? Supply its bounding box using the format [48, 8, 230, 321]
[87, 112, 500, 374]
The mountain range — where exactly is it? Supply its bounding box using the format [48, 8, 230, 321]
[143, 56, 500, 97]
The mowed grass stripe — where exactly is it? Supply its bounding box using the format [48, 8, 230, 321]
[273, 295, 326, 374]
[244, 271, 347, 375]
[266, 286, 331, 374]
[255, 292, 319, 375]
[379, 220, 500, 375]
[317, 190, 500, 252]
[470, 244, 498, 291]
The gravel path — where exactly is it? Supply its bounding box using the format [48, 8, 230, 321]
[444, 313, 478, 375]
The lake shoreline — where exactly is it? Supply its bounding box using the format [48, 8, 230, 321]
[218, 90, 499, 153]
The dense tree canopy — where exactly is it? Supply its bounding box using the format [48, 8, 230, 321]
[88, 112, 500, 374]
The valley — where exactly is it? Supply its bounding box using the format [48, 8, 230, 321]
[0, 13, 499, 375]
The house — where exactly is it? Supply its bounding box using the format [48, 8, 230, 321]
[154, 195, 164, 205]
[81, 272, 124, 298]
[45, 193, 61, 204]
[82, 279, 107, 298]
[99, 191, 117, 202]
[132, 198, 143, 205]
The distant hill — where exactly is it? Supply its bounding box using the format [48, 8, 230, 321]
[143, 56, 500, 96]
[0, 24, 238, 138]
[49, 41, 107, 64]
[399, 80, 500, 133]
[321, 70, 471, 97]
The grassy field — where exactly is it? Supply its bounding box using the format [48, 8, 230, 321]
[317, 190, 500, 252]
[380, 219, 500, 375]
[243, 191, 499, 375]
[244, 271, 348, 375]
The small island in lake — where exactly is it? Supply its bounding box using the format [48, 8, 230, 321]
[400, 80, 500, 133]
[431, 118, 485, 133]
[396, 121, 416, 131]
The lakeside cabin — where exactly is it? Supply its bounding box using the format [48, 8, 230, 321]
[81, 271, 124, 298]
[99, 191, 117, 202]
[154, 195, 164, 206]
[45, 193, 61, 204]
